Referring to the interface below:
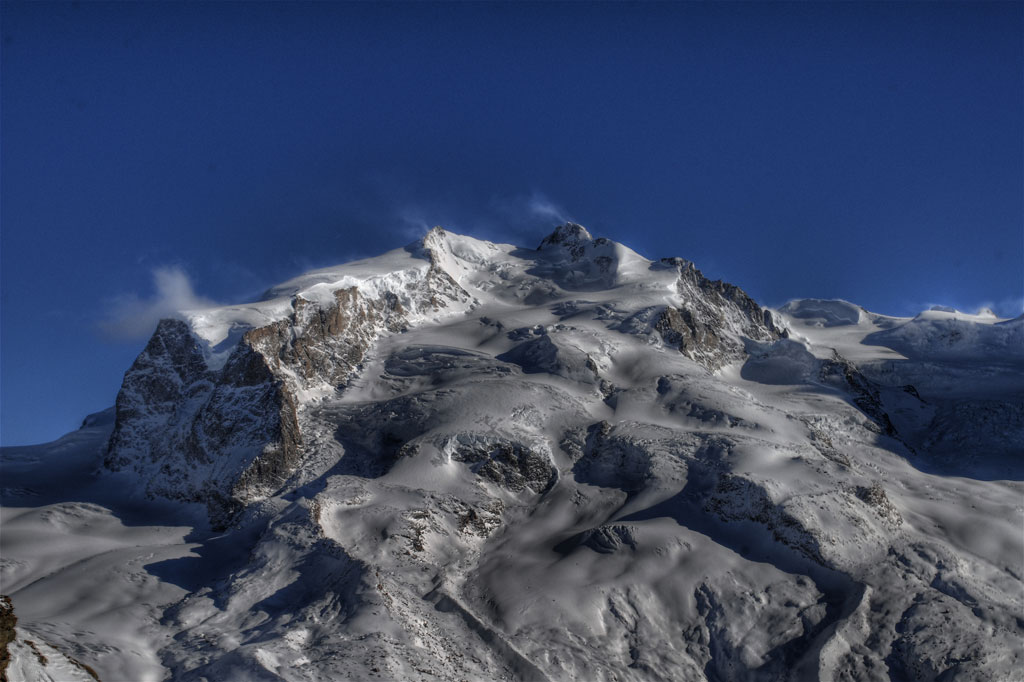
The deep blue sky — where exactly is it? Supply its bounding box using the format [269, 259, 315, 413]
[2, 2, 1021, 445]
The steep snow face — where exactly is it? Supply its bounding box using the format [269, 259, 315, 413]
[3, 225, 1022, 682]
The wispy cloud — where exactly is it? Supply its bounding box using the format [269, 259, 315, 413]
[100, 266, 217, 339]
[973, 295, 1024, 319]
[396, 206, 439, 242]
[486, 191, 573, 241]
[905, 294, 1024, 319]
[390, 191, 574, 246]
[524, 191, 568, 224]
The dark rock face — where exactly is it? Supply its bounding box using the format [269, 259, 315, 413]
[537, 222, 593, 260]
[654, 258, 786, 371]
[106, 319, 303, 527]
[105, 263, 471, 527]
[105, 319, 211, 470]
[580, 524, 638, 554]
[207, 342, 302, 519]
[819, 351, 899, 437]
[1, 595, 16, 681]
[704, 474, 827, 565]
[452, 442, 556, 494]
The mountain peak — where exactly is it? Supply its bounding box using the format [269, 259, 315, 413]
[418, 224, 449, 253]
[538, 222, 593, 251]
[422, 224, 448, 242]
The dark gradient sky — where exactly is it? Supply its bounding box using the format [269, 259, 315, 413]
[2, 2, 1022, 445]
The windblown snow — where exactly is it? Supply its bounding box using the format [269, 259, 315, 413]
[2, 224, 1021, 681]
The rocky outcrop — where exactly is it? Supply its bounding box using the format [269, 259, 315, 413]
[1, 596, 15, 682]
[654, 257, 787, 371]
[105, 319, 210, 471]
[580, 524, 639, 554]
[0, 598, 100, 682]
[105, 241, 473, 527]
[537, 222, 593, 260]
[451, 441, 556, 494]
[704, 474, 828, 564]
[105, 318, 306, 526]
[819, 351, 899, 437]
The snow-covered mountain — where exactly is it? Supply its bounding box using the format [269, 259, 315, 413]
[2, 224, 1022, 681]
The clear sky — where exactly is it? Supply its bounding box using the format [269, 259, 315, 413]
[2, 2, 1022, 445]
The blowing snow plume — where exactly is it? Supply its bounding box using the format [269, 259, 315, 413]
[390, 191, 573, 247]
[100, 266, 217, 339]
[525, 191, 568, 224]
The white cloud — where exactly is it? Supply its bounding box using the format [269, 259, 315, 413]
[396, 206, 438, 241]
[387, 191, 573, 248]
[486, 191, 572, 238]
[975, 295, 1024, 319]
[906, 294, 1024, 320]
[100, 266, 217, 339]
[525, 191, 568, 224]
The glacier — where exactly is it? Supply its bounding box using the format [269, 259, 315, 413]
[1, 224, 1021, 681]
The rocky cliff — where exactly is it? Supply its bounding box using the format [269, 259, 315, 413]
[105, 228, 473, 526]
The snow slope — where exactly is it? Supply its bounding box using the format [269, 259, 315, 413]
[2, 224, 1021, 681]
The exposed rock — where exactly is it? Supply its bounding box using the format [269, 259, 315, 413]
[455, 499, 505, 537]
[571, 421, 653, 492]
[581, 524, 639, 554]
[802, 416, 852, 467]
[105, 254, 473, 526]
[0, 598, 100, 682]
[451, 442, 556, 494]
[105, 319, 302, 527]
[819, 351, 899, 437]
[1, 595, 15, 682]
[105, 319, 211, 470]
[537, 222, 593, 260]
[652, 257, 786, 371]
[704, 473, 827, 564]
[853, 482, 902, 527]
